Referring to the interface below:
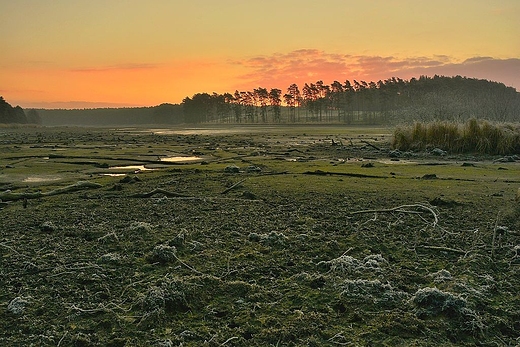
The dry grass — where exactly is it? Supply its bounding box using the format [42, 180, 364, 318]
[393, 119, 520, 155]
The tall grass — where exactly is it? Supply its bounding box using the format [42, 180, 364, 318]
[392, 119, 520, 155]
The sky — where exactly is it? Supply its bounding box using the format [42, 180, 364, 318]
[1, 0, 519, 109]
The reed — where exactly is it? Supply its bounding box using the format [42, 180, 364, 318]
[392, 119, 520, 155]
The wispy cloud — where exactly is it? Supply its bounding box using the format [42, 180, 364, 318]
[233, 50, 520, 90]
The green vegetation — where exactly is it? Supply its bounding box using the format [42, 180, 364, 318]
[182, 75, 520, 124]
[393, 119, 520, 155]
[0, 126, 519, 346]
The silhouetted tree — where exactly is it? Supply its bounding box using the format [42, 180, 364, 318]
[269, 88, 282, 123]
[0, 96, 28, 123]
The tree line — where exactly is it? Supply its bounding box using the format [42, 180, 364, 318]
[0, 96, 41, 124]
[2, 75, 518, 126]
[182, 75, 520, 124]
[36, 103, 183, 126]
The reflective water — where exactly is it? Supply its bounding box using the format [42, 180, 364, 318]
[159, 156, 202, 162]
[108, 165, 155, 171]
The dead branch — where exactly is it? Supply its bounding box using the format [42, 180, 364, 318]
[221, 178, 247, 194]
[129, 188, 191, 198]
[360, 139, 381, 151]
[350, 203, 438, 227]
[0, 181, 102, 202]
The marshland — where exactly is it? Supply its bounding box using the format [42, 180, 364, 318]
[1, 123, 519, 346]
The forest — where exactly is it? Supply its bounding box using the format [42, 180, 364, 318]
[2, 75, 519, 126]
[0, 96, 41, 125]
[182, 75, 520, 124]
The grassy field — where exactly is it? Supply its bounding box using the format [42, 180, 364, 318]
[1, 125, 519, 346]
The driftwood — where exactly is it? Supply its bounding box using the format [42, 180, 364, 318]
[129, 188, 191, 198]
[0, 181, 102, 202]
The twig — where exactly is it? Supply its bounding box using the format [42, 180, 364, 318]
[57, 331, 68, 347]
[172, 252, 204, 276]
[221, 336, 239, 345]
[328, 332, 352, 345]
[0, 241, 20, 255]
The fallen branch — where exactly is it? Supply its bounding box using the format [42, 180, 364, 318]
[0, 181, 102, 202]
[221, 178, 247, 195]
[360, 139, 381, 151]
[129, 188, 191, 198]
[350, 203, 438, 227]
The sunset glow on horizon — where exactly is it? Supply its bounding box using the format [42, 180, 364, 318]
[1, 0, 519, 109]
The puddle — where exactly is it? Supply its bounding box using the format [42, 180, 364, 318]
[159, 156, 203, 162]
[23, 175, 62, 183]
[109, 165, 155, 172]
[100, 173, 127, 177]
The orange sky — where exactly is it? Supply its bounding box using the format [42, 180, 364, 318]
[1, 0, 519, 108]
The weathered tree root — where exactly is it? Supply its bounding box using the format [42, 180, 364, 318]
[0, 181, 103, 202]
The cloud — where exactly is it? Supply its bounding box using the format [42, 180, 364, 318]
[233, 50, 520, 91]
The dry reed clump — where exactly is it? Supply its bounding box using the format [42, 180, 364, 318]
[392, 119, 520, 155]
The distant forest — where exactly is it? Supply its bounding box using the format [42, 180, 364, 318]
[183, 75, 520, 124]
[0, 96, 41, 125]
[36, 103, 184, 126]
[1, 75, 519, 126]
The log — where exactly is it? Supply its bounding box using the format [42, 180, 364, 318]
[0, 181, 103, 202]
